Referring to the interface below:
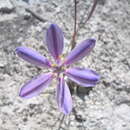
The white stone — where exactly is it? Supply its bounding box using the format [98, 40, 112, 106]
[0, 0, 13, 10]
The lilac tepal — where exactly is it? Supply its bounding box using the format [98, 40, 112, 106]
[46, 24, 64, 62]
[63, 39, 96, 65]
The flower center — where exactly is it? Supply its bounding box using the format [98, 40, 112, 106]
[51, 64, 66, 75]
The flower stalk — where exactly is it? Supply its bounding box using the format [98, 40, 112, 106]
[71, 0, 98, 50]
[15, 0, 99, 115]
[71, 0, 78, 50]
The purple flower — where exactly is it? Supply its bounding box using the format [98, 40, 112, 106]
[16, 24, 100, 115]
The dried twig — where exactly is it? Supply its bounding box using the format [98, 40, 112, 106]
[25, 8, 46, 23]
[10, 0, 46, 23]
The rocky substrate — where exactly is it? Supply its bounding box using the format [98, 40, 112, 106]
[0, 0, 130, 130]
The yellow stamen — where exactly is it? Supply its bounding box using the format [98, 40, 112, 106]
[51, 64, 57, 67]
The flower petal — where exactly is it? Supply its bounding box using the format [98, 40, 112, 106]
[16, 46, 51, 67]
[46, 24, 64, 61]
[65, 67, 100, 87]
[56, 77, 72, 115]
[63, 39, 96, 65]
[19, 73, 53, 99]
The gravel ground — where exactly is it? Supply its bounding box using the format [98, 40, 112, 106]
[0, 0, 130, 130]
